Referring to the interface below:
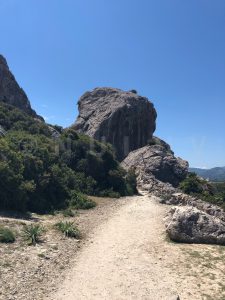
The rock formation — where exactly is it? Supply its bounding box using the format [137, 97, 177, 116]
[165, 206, 225, 245]
[73, 88, 188, 191]
[73, 87, 157, 160]
[121, 137, 189, 190]
[160, 192, 225, 222]
[0, 55, 41, 119]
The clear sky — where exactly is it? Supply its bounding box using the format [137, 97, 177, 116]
[0, 0, 224, 168]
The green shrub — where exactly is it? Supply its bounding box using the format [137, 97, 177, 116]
[125, 168, 138, 195]
[22, 224, 45, 245]
[0, 103, 136, 214]
[62, 208, 76, 217]
[69, 191, 96, 209]
[179, 173, 225, 210]
[98, 189, 120, 198]
[0, 226, 15, 243]
[179, 173, 205, 194]
[55, 221, 80, 238]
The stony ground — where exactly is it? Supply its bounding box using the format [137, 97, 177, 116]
[0, 195, 225, 300]
[0, 196, 123, 300]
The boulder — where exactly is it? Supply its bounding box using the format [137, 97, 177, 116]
[165, 206, 225, 245]
[121, 137, 189, 189]
[73, 87, 157, 160]
[0, 55, 42, 119]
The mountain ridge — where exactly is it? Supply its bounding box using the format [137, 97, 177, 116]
[0, 54, 43, 120]
[189, 166, 225, 182]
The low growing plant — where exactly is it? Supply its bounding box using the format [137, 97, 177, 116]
[69, 191, 96, 209]
[22, 224, 45, 245]
[62, 208, 76, 217]
[55, 221, 80, 238]
[98, 189, 120, 198]
[0, 226, 15, 243]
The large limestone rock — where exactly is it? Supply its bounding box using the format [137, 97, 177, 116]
[121, 137, 189, 190]
[165, 206, 225, 245]
[0, 55, 40, 118]
[73, 87, 157, 160]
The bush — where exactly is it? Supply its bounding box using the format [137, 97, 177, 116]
[125, 169, 138, 195]
[98, 189, 120, 198]
[0, 103, 136, 214]
[179, 173, 205, 194]
[0, 102, 51, 136]
[0, 226, 15, 243]
[179, 173, 225, 210]
[129, 89, 137, 94]
[55, 221, 80, 238]
[22, 224, 45, 245]
[69, 191, 96, 209]
[62, 208, 76, 217]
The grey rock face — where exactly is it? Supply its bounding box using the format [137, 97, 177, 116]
[0, 55, 40, 118]
[121, 137, 189, 189]
[73, 87, 157, 160]
[160, 192, 225, 222]
[48, 126, 61, 139]
[165, 206, 225, 245]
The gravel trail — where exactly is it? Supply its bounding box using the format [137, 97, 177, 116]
[53, 195, 181, 300]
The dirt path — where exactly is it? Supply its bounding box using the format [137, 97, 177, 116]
[1, 195, 224, 300]
[51, 195, 225, 300]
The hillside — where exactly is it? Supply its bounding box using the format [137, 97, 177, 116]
[0, 102, 137, 213]
[190, 167, 225, 182]
[1, 55, 225, 300]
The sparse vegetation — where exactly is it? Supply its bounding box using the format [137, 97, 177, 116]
[55, 221, 80, 238]
[98, 189, 120, 198]
[0, 226, 15, 243]
[69, 191, 96, 209]
[179, 173, 225, 209]
[22, 224, 45, 245]
[62, 208, 76, 217]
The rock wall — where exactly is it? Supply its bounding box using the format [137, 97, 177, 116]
[73, 87, 157, 160]
[0, 55, 41, 119]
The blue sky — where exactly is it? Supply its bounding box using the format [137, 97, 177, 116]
[0, 0, 225, 168]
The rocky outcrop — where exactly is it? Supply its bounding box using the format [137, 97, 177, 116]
[160, 192, 225, 222]
[48, 126, 61, 139]
[165, 206, 225, 245]
[121, 137, 189, 190]
[73, 87, 157, 160]
[0, 55, 41, 119]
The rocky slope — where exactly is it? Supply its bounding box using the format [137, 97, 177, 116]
[0, 55, 41, 119]
[121, 137, 188, 190]
[73, 87, 157, 160]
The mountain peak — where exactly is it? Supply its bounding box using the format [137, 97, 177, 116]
[0, 54, 42, 119]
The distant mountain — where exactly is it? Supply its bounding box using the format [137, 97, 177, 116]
[189, 167, 225, 182]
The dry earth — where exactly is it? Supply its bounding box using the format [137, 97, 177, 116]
[1, 195, 225, 300]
